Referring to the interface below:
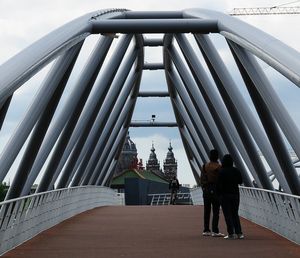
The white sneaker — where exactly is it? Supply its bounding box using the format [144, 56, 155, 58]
[237, 234, 244, 239]
[224, 234, 236, 239]
[212, 232, 225, 237]
[202, 231, 211, 236]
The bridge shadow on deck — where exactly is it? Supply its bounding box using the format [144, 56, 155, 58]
[3, 206, 299, 258]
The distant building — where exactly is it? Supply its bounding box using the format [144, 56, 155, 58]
[163, 142, 178, 181]
[114, 133, 178, 182]
[114, 132, 138, 176]
[146, 143, 165, 178]
[111, 169, 169, 192]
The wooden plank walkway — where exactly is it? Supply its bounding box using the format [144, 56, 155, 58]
[3, 206, 299, 258]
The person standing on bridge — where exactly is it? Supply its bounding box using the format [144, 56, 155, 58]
[169, 176, 180, 205]
[218, 154, 244, 240]
[200, 149, 224, 237]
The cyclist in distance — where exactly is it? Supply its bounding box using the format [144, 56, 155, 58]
[169, 176, 180, 205]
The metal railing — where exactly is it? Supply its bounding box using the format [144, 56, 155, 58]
[149, 192, 192, 205]
[0, 186, 122, 255]
[190, 188, 203, 205]
[239, 186, 300, 244]
[190, 186, 300, 244]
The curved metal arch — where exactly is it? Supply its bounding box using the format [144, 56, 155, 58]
[183, 8, 300, 86]
[0, 8, 300, 198]
[0, 9, 128, 104]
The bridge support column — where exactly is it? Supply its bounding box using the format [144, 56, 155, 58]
[55, 44, 137, 189]
[96, 41, 145, 186]
[173, 97, 209, 163]
[194, 34, 291, 192]
[78, 66, 138, 186]
[166, 71, 209, 163]
[0, 95, 12, 130]
[167, 69, 221, 156]
[97, 101, 136, 185]
[21, 36, 114, 196]
[167, 44, 253, 187]
[229, 41, 300, 195]
[165, 66, 202, 184]
[37, 35, 133, 192]
[176, 32, 272, 190]
[4, 43, 83, 199]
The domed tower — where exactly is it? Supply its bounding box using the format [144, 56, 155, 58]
[163, 142, 177, 181]
[115, 131, 138, 175]
[146, 143, 162, 176]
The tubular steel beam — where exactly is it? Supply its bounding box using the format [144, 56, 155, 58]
[194, 33, 291, 192]
[166, 70, 214, 155]
[96, 99, 136, 185]
[21, 36, 114, 196]
[166, 45, 254, 187]
[4, 43, 82, 199]
[163, 35, 226, 157]
[189, 159, 202, 185]
[100, 128, 128, 186]
[68, 35, 144, 188]
[228, 41, 300, 162]
[138, 91, 169, 97]
[0, 9, 126, 105]
[104, 160, 119, 187]
[36, 35, 132, 193]
[173, 94, 210, 157]
[123, 11, 183, 19]
[143, 38, 163, 46]
[165, 65, 208, 171]
[68, 69, 138, 188]
[2, 7, 300, 197]
[229, 41, 300, 195]
[130, 122, 177, 127]
[76, 74, 138, 186]
[0, 43, 83, 185]
[92, 19, 219, 34]
[166, 67, 209, 164]
[143, 63, 164, 70]
[51, 36, 136, 190]
[179, 126, 204, 168]
[175, 33, 273, 190]
[165, 59, 211, 160]
[173, 100, 209, 163]
[96, 60, 144, 186]
[0, 95, 12, 130]
[52, 46, 138, 190]
[183, 9, 300, 87]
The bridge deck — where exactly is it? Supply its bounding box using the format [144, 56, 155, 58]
[3, 206, 299, 258]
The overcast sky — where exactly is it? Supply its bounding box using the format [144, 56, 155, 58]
[0, 0, 300, 186]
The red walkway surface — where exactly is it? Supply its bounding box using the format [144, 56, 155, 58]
[3, 206, 299, 258]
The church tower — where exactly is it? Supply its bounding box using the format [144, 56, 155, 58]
[146, 143, 163, 177]
[115, 131, 138, 175]
[163, 142, 177, 181]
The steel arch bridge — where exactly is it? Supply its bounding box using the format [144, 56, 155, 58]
[0, 8, 300, 201]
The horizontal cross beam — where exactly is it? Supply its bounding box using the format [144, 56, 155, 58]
[130, 122, 177, 127]
[92, 19, 219, 33]
[138, 91, 169, 97]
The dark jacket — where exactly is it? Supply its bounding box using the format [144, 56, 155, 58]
[218, 167, 243, 195]
[169, 179, 179, 190]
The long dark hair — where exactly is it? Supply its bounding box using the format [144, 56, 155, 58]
[209, 149, 219, 162]
[222, 154, 233, 167]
